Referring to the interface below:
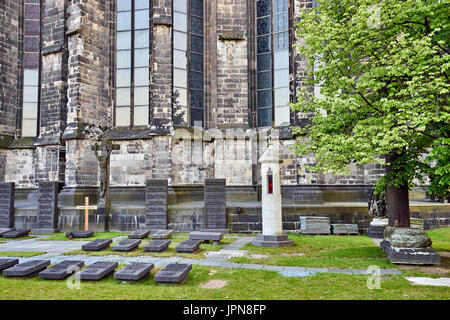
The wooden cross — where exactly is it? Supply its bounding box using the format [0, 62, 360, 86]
[76, 197, 97, 231]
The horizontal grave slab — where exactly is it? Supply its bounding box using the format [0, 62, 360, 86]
[142, 240, 171, 252]
[112, 239, 141, 252]
[175, 240, 202, 253]
[82, 239, 113, 251]
[189, 232, 223, 245]
[0, 228, 14, 237]
[39, 260, 85, 280]
[3, 229, 31, 238]
[128, 229, 151, 239]
[114, 262, 154, 282]
[331, 224, 359, 235]
[66, 231, 95, 238]
[154, 263, 192, 283]
[151, 229, 173, 239]
[0, 258, 18, 272]
[80, 261, 118, 281]
[2, 260, 50, 278]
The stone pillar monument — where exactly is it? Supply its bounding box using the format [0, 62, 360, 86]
[252, 142, 293, 247]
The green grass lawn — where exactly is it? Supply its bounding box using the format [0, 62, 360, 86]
[0, 251, 46, 257]
[229, 234, 396, 269]
[63, 237, 237, 260]
[37, 232, 127, 241]
[427, 227, 450, 251]
[0, 265, 447, 300]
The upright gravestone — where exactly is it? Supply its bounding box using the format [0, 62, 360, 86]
[202, 179, 229, 233]
[145, 179, 168, 230]
[32, 181, 59, 234]
[0, 182, 15, 233]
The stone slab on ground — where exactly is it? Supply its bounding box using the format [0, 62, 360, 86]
[0, 228, 14, 237]
[151, 229, 173, 239]
[114, 262, 154, 282]
[0, 258, 18, 271]
[112, 239, 141, 252]
[382, 241, 441, 265]
[252, 234, 293, 247]
[82, 239, 113, 251]
[154, 263, 192, 283]
[189, 231, 224, 245]
[2, 260, 50, 277]
[3, 229, 31, 238]
[142, 240, 171, 252]
[175, 240, 202, 253]
[331, 224, 359, 235]
[39, 260, 85, 280]
[299, 216, 331, 234]
[66, 231, 95, 238]
[128, 229, 151, 239]
[80, 261, 118, 281]
[368, 219, 388, 238]
[405, 277, 450, 287]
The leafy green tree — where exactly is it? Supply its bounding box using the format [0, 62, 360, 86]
[291, 0, 449, 227]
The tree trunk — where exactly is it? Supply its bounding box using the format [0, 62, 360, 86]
[386, 152, 410, 227]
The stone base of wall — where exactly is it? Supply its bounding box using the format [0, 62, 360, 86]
[10, 186, 450, 233]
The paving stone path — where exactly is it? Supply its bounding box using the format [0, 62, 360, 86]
[0, 235, 402, 277]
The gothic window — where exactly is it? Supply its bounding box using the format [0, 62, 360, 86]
[173, 0, 204, 127]
[22, 0, 43, 137]
[115, 0, 150, 127]
[256, 0, 291, 127]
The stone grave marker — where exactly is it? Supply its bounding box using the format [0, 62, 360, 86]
[151, 229, 173, 239]
[3, 229, 31, 238]
[114, 262, 154, 282]
[299, 216, 331, 234]
[32, 181, 59, 234]
[202, 179, 229, 233]
[80, 261, 118, 281]
[128, 229, 151, 239]
[0, 183, 15, 232]
[175, 240, 202, 253]
[154, 263, 192, 283]
[368, 218, 388, 238]
[65, 230, 95, 238]
[0, 258, 18, 272]
[189, 231, 223, 245]
[142, 239, 171, 252]
[145, 179, 168, 230]
[112, 239, 141, 252]
[82, 239, 113, 251]
[39, 260, 85, 280]
[2, 260, 50, 278]
[331, 224, 359, 235]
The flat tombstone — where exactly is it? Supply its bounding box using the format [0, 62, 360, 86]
[0, 258, 19, 272]
[39, 260, 84, 280]
[114, 262, 154, 282]
[151, 229, 173, 239]
[33, 181, 59, 234]
[2, 260, 50, 278]
[145, 179, 168, 230]
[80, 261, 118, 281]
[189, 231, 223, 245]
[3, 229, 31, 238]
[82, 239, 113, 251]
[128, 229, 151, 239]
[143, 239, 171, 252]
[299, 216, 331, 235]
[0, 228, 14, 237]
[66, 230, 95, 238]
[203, 179, 227, 231]
[175, 240, 202, 253]
[0, 182, 15, 229]
[331, 224, 359, 235]
[112, 239, 141, 252]
[154, 263, 192, 283]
